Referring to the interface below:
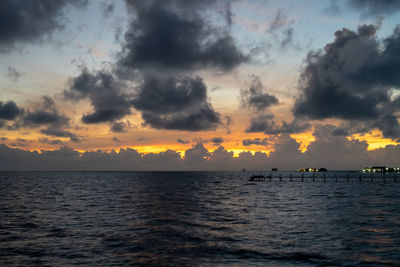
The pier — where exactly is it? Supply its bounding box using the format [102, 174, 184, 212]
[247, 171, 399, 183]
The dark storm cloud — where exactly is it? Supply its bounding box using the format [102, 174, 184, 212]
[117, 0, 247, 74]
[242, 138, 270, 146]
[0, 0, 87, 52]
[348, 0, 400, 17]
[65, 69, 132, 124]
[294, 24, 400, 139]
[0, 101, 23, 120]
[133, 75, 220, 131]
[241, 76, 279, 112]
[6, 66, 22, 81]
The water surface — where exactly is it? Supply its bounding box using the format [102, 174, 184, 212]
[0, 171, 399, 266]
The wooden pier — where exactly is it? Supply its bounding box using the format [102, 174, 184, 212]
[247, 172, 399, 183]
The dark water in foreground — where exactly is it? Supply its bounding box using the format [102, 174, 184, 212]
[1, 171, 400, 266]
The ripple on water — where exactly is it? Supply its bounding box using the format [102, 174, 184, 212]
[0, 171, 399, 266]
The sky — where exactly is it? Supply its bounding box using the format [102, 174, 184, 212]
[1, 0, 400, 170]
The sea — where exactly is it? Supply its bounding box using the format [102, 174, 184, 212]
[0, 171, 399, 266]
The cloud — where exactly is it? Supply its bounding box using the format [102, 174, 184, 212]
[294, 24, 400, 140]
[262, 120, 311, 135]
[242, 138, 270, 146]
[110, 121, 127, 132]
[245, 114, 274, 133]
[112, 137, 120, 143]
[210, 137, 224, 144]
[0, 131, 400, 170]
[6, 66, 22, 81]
[101, 1, 114, 17]
[40, 128, 79, 143]
[22, 96, 69, 129]
[0, 101, 23, 120]
[23, 111, 69, 128]
[133, 75, 221, 131]
[347, 0, 400, 17]
[323, 0, 342, 16]
[267, 9, 296, 49]
[0, 0, 87, 52]
[117, 0, 247, 75]
[240, 75, 279, 112]
[246, 116, 311, 134]
[177, 138, 190, 144]
[39, 138, 63, 145]
[223, 115, 233, 134]
[3, 96, 81, 143]
[239, 75, 307, 135]
[65, 69, 132, 124]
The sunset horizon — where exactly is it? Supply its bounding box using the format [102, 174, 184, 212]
[1, 0, 400, 170]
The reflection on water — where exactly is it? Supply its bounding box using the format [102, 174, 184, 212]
[0, 171, 399, 266]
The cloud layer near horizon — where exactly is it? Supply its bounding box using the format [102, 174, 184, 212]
[1, 129, 399, 171]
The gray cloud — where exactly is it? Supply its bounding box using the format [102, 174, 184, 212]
[0, 101, 23, 120]
[23, 110, 69, 128]
[241, 76, 279, 112]
[133, 75, 220, 131]
[262, 120, 311, 135]
[39, 138, 63, 145]
[117, 0, 246, 75]
[0, 0, 87, 52]
[6, 66, 22, 81]
[267, 9, 296, 49]
[245, 114, 274, 133]
[324, 0, 341, 16]
[348, 0, 400, 17]
[0, 131, 399, 170]
[40, 128, 79, 143]
[246, 116, 311, 135]
[210, 137, 224, 144]
[112, 137, 120, 143]
[101, 2, 114, 17]
[240, 76, 306, 136]
[293, 24, 400, 140]
[177, 138, 190, 144]
[65, 69, 132, 124]
[242, 138, 270, 146]
[22, 96, 69, 129]
[110, 121, 127, 133]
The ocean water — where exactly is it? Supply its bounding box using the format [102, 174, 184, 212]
[0, 171, 399, 266]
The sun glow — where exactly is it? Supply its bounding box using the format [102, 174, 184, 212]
[290, 131, 315, 152]
[349, 130, 400, 150]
